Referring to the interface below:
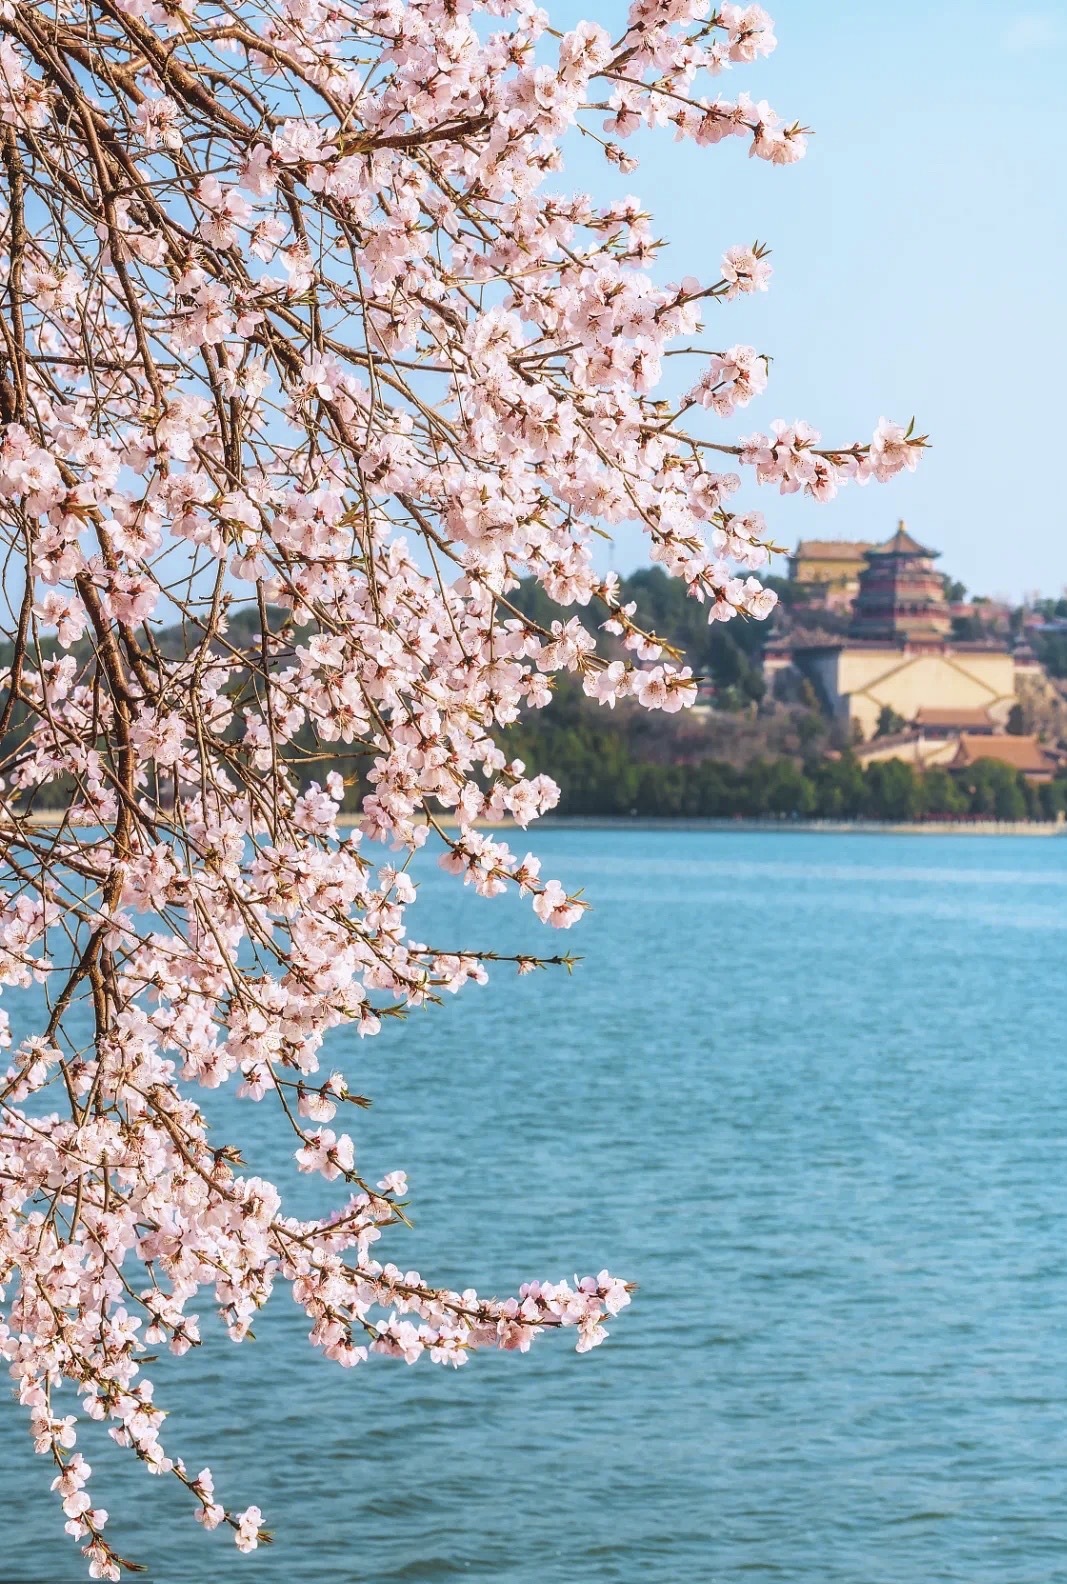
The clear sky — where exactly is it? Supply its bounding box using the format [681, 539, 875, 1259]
[566, 0, 1067, 601]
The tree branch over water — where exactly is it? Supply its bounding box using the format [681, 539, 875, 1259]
[0, 1, 924, 1574]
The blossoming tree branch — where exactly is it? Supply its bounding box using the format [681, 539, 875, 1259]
[0, 0, 922, 1573]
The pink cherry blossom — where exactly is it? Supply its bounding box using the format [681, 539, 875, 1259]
[234, 1506, 264, 1553]
[295, 1129, 357, 1181]
[0, 1, 923, 1575]
[721, 244, 774, 298]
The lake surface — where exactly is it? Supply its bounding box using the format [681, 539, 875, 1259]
[3, 829, 1067, 1583]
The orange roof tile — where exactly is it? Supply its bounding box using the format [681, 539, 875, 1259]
[914, 707, 993, 730]
[950, 734, 1056, 774]
[792, 539, 874, 561]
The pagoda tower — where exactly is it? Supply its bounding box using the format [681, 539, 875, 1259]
[848, 522, 951, 644]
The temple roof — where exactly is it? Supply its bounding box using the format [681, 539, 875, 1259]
[951, 734, 1060, 774]
[792, 539, 875, 561]
[870, 521, 937, 559]
[775, 628, 852, 652]
[914, 707, 994, 731]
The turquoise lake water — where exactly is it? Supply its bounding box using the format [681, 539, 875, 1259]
[2, 829, 1067, 1582]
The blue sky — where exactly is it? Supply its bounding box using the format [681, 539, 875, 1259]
[565, 0, 1067, 601]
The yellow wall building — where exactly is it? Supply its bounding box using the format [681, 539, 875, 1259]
[798, 643, 1017, 741]
[782, 525, 1022, 742]
[789, 539, 875, 596]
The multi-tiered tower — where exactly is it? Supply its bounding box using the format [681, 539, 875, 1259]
[848, 523, 952, 645]
[778, 523, 1019, 741]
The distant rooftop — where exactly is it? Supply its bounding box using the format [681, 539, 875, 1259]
[791, 637, 947, 653]
[792, 523, 940, 568]
[868, 521, 937, 559]
[951, 734, 1059, 775]
[914, 707, 994, 731]
[792, 539, 874, 561]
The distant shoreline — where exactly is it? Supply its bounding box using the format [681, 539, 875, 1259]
[5, 813, 1064, 838]
[529, 816, 1067, 837]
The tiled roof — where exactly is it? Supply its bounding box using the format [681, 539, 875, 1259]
[914, 707, 993, 730]
[779, 629, 849, 651]
[950, 734, 1058, 774]
[792, 539, 874, 561]
[870, 520, 936, 558]
[855, 730, 924, 755]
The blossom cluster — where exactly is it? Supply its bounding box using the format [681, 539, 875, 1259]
[0, 0, 922, 1573]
